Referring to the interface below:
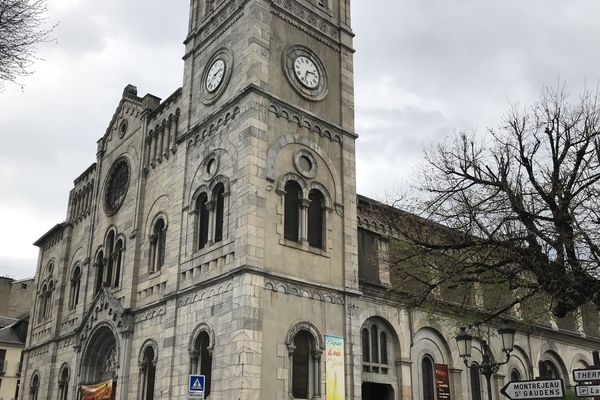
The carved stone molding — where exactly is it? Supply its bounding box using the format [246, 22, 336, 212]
[176, 282, 234, 308]
[271, 0, 340, 50]
[186, 106, 241, 149]
[187, 0, 248, 56]
[264, 279, 344, 306]
[268, 102, 342, 144]
[133, 306, 167, 324]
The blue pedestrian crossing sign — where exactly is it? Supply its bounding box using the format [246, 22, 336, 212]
[189, 375, 206, 393]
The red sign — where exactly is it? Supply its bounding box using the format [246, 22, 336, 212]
[435, 363, 452, 400]
[80, 380, 113, 400]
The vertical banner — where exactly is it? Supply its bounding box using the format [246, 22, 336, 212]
[80, 380, 114, 400]
[435, 363, 452, 400]
[325, 335, 345, 400]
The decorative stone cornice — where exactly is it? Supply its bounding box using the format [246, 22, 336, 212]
[264, 278, 344, 306]
[184, 0, 248, 57]
[271, 0, 340, 50]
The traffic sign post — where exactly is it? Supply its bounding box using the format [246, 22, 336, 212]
[573, 368, 600, 382]
[576, 385, 600, 397]
[189, 374, 205, 399]
[500, 379, 564, 399]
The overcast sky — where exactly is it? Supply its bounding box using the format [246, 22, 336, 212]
[1, 0, 600, 279]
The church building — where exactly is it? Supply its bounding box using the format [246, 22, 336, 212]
[21, 0, 600, 399]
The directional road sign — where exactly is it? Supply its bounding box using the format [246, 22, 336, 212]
[573, 368, 600, 382]
[576, 384, 600, 396]
[189, 374, 205, 394]
[500, 379, 564, 399]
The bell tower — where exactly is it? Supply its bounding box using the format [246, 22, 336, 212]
[178, 0, 358, 398]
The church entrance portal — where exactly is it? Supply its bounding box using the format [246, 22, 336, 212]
[362, 382, 394, 400]
[80, 325, 118, 384]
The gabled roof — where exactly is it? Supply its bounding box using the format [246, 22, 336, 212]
[0, 317, 28, 345]
[0, 316, 18, 329]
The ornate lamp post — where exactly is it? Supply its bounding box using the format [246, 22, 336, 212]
[456, 325, 516, 400]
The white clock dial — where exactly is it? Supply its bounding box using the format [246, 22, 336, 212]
[293, 56, 320, 89]
[206, 59, 226, 93]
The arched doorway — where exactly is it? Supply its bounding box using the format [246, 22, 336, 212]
[81, 325, 118, 384]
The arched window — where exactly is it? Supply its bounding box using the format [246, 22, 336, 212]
[149, 218, 166, 272]
[38, 284, 48, 322]
[213, 183, 225, 243]
[510, 369, 521, 382]
[114, 239, 124, 287]
[105, 231, 115, 286]
[292, 331, 311, 398]
[197, 193, 209, 250]
[539, 360, 560, 379]
[29, 373, 40, 400]
[307, 189, 324, 249]
[140, 346, 156, 400]
[58, 366, 69, 400]
[191, 331, 212, 396]
[361, 322, 389, 374]
[69, 266, 81, 309]
[94, 251, 104, 294]
[40, 281, 54, 320]
[421, 356, 435, 400]
[284, 181, 302, 242]
[470, 365, 482, 400]
[288, 327, 321, 400]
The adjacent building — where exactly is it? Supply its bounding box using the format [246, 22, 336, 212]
[20, 1, 600, 399]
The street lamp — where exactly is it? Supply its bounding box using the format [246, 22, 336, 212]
[456, 325, 516, 400]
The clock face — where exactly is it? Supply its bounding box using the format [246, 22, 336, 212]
[206, 59, 226, 93]
[294, 56, 320, 89]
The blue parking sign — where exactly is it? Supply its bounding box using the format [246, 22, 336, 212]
[189, 375, 205, 393]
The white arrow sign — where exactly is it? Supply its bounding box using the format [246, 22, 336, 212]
[573, 368, 600, 382]
[500, 379, 564, 399]
[576, 384, 600, 396]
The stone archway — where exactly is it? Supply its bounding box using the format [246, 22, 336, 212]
[80, 325, 119, 384]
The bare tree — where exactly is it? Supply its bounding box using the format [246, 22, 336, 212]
[389, 87, 600, 322]
[0, 0, 55, 87]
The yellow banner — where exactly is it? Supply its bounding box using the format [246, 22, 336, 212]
[325, 335, 345, 400]
[80, 380, 113, 400]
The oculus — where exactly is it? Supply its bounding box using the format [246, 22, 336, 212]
[283, 45, 328, 101]
[201, 48, 234, 105]
[294, 149, 318, 178]
[104, 158, 130, 215]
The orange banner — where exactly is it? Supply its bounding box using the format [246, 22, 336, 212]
[80, 380, 113, 400]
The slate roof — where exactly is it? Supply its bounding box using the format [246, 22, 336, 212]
[0, 323, 23, 345]
[0, 316, 18, 329]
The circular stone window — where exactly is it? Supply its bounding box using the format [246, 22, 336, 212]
[294, 150, 318, 178]
[104, 158, 130, 215]
[118, 119, 128, 137]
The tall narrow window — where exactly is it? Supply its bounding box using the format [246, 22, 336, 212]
[292, 331, 311, 398]
[191, 331, 212, 396]
[361, 329, 370, 370]
[29, 373, 39, 400]
[197, 193, 209, 250]
[43, 281, 54, 319]
[105, 231, 115, 286]
[141, 347, 156, 400]
[284, 181, 301, 242]
[69, 266, 81, 309]
[470, 365, 482, 400]
[114, 239, 123, 287]
[422, 357, 435, 400]
[149, 219, 166, 272]
[58, 367, 69, 400]
[307, 190, 324, 248]
[213, 183, 225, 243]
[95, 251, 104, 295]
[38, 284, 48, 322]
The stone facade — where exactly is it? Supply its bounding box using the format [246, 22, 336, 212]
[20, 1, 600, 400]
